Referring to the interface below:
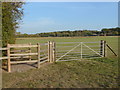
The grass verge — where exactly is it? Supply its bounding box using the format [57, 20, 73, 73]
[2, 57, 118, 88]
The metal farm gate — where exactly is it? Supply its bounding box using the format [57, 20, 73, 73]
[56, 40, 106, 62]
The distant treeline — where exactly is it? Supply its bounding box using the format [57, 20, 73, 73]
[16, 27, 120, 37]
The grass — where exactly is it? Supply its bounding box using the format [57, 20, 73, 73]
[16, 36, 118, 59]
[16, 36, 118, 44]
[2, 36, 119, 88]
[2, 57, 118, 88]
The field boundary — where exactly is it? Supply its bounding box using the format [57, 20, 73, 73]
[0, 42, 56, 72]
[0, 40, 117, 72]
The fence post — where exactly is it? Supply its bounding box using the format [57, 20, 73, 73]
[81, 42, 82, 59]
[100, 40, 106, 57]
[37, 43, 40, 68]
[104, 41, 106, 57]
[100, 40, 104, 57]
[7, 44, 11, 72]
[106, 42, 107, 57]
[50, 41, 53, 63]
[52, 41, 56, 62]
[48, 41, 50, 62]
[29, 43, 31, 60]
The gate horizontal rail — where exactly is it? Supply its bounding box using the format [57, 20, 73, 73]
[9, 45, 38, 48]
[0, 42, 54, 72]
[57, 41, 99, 44]
[56, 41, 104, 61]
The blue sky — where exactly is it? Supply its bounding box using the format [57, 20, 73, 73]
[17, 2, 118, 34]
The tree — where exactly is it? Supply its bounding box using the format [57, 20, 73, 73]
[2, 2, 24, 47]
[16, 32, 21, 35]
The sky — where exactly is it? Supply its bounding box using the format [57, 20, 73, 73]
[17, 2, 118, 34]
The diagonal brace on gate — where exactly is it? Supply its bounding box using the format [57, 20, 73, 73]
[82, 43, 103, 57]
[56, 43, 81, 61]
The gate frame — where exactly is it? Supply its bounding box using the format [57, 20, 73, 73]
[48, 41, 56, 63]
[7, 43, 40, 72]
[1, 43, 50, 72]
[56, 40, 107, 62]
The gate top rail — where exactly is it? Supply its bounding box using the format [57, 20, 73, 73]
[57, 41, 99, 44]
[82, 41, 99, 43]
[9, 44, 38, 48]
[0, 48, 8, 50]
[0, 57, 8, 60]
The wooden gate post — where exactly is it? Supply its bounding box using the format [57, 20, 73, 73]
[100, 40, 103, 57]
[48, 41, 55, 63]
[48, 41, 50, 62]
[50, 41, 53, 63]
[52, 41, 56, 62]
[104, 41, 106, 57]
[100, 40, 106, 57]
[37, 43, 40, 68]
[29, 43, 31, 61]
[7, 44, 11, 72]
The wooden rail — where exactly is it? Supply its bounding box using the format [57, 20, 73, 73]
[10, 56, 29, 59]
[9, 45, 37, 48]
[10, 60, 38, 64]
[10, 50, 30, 53]
[10, 53, 38, 56]
[10, 57, 48, 64]
[0, 48, 8, 50]
[0, 42, 56, 72]
[0, 57, 8, 60]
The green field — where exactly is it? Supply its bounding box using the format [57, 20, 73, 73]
[2, 36, 119, 88]
[16, 36, 118, 58]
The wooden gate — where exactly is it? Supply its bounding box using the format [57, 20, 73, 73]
[0, 42, 56, 72]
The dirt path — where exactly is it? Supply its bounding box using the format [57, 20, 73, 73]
[2, 61, 51, 73]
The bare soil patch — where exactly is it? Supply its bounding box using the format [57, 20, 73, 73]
[2, 61, 51, 73]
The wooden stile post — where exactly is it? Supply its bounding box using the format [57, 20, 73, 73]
[29, 43, 31, 60]
[48, 41, 50, 62]
[7, 44, 11, 72]
[50, 41, 53, 63]
[52, 41, 56, 62]
[37, 43, 40, 68]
